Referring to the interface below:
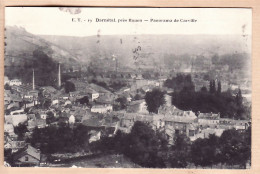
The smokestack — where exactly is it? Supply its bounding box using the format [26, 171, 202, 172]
[58, 63, 61, 87]
[32, 69, 35, 90]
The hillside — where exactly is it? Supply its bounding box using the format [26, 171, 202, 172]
[40, 34, 251, 68]
[5, 26, 80, 67]
[4, 26, 83, 86]
[4, 25, 251, 86]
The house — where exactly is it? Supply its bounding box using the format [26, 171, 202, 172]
[10, 109, 25, 115]
[68, 79, 88, 92]
[191, 128, 225, 141]
[64, 100, 72, 106]
[120, 113, 156, 129]
[27, 119, 37, 131]
[141, 86, 151, 93]
[95, 93, 116, 104]
[69, 115, 75, 125]
[158, 105, 197, 118]
[126, 99, 148, 114]
[121, 87, 131, 93]
[9, 79, 22, 86]
[163, 115, 198, 136]
[91, 104, 113, 113]
[219, 118, 241, 130]
[69, 91, 81, 98]
[41, 86, 57, 94]
[85, 87, 100, 101]
[124, 93, 132, 102]
[6, 102, 20, 110]
[13, 145, 41, 167]
[102, 116, 120, 136]
[60, 93, 69, 100]
[23, 90, 39, 100]
[89, 130, 101, 143]
[70, 106, 89, 123]
[4, 142, 12, 149]
[52, 99, 59, 105]
[5, 114, 27, 127]
[92, 92, 100, 101]
[4, 76, 10, 85]
[88, 83, 111, 94]
[11, 141, 27, 153]
[198, 112, 220, 126]
[36, 118, 47, 128]
[234, 120, 250, 130]
[4, 123, 14, 134]
[164, 94, 172, 107]
[82, 117, 104, 128]
[120, 113, 135, 128]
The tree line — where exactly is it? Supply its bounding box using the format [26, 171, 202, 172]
[90, 121, 251, 168]
[163, 74, 250, 119]
[28, 125, 90, 154]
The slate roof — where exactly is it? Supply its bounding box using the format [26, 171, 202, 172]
[82, 118, 104, 127]
[88, 83, 111, 94]
[163, 115, 196, 123]
[198, 112, 220, 119]
[13, 145, 40, 161]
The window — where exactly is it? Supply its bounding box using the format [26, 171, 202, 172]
[25, 156, 29, 161]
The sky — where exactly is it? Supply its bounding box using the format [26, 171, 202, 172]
[5, 7, 252, 37]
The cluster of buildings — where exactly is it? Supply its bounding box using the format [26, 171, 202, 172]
[4, 65, 251, 166]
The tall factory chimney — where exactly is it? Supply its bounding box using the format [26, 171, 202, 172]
[58, 63, 61, 87]
[32, 69, 35, 90]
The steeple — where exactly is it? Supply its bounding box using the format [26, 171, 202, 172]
[32, 69, 35, 90]
[58, 63, 61, 87]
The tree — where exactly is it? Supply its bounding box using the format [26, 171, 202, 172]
[77, 96, 89, 105]
[211, 54, 219, 65]
[145, 88, 165, 114]
[217, 81, 221, 94]
[169, 151, 189, 168]
[133, 94, 142, 100]
[73, 125, 90, 150]
[123, 121, 166, 168]
[172, 133, 191, 151]
[4, 83, 11, 90]
[219, 129, 250, 168]
[64, 81, 76, 93]
[142, 72, 152, 79]
[235, 89, 245, 119]
[164, 73, 195, 92]
[236, 89, 243, 106]
[114, 96, 127, 111]
[169, 134, 191, 168]
[209, 80, 216, 94]
[32, 50, 58, 87]
[14, 123, 28, 139]
[190, 134, 221, 168]
[191, 138, 213, 167]
[46, 111, 56, 124]
[200, 86, 207, 93]
[29, 125, 91, 154]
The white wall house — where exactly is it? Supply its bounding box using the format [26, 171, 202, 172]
[9, 79, 22, 86]
[92, 93, 100, 101]
[69, 115, 75, 124]
[91, 104, 113, 113]
[52, 99, 59, 105]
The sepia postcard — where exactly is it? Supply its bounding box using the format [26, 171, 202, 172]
[3, 7, 252, 169]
